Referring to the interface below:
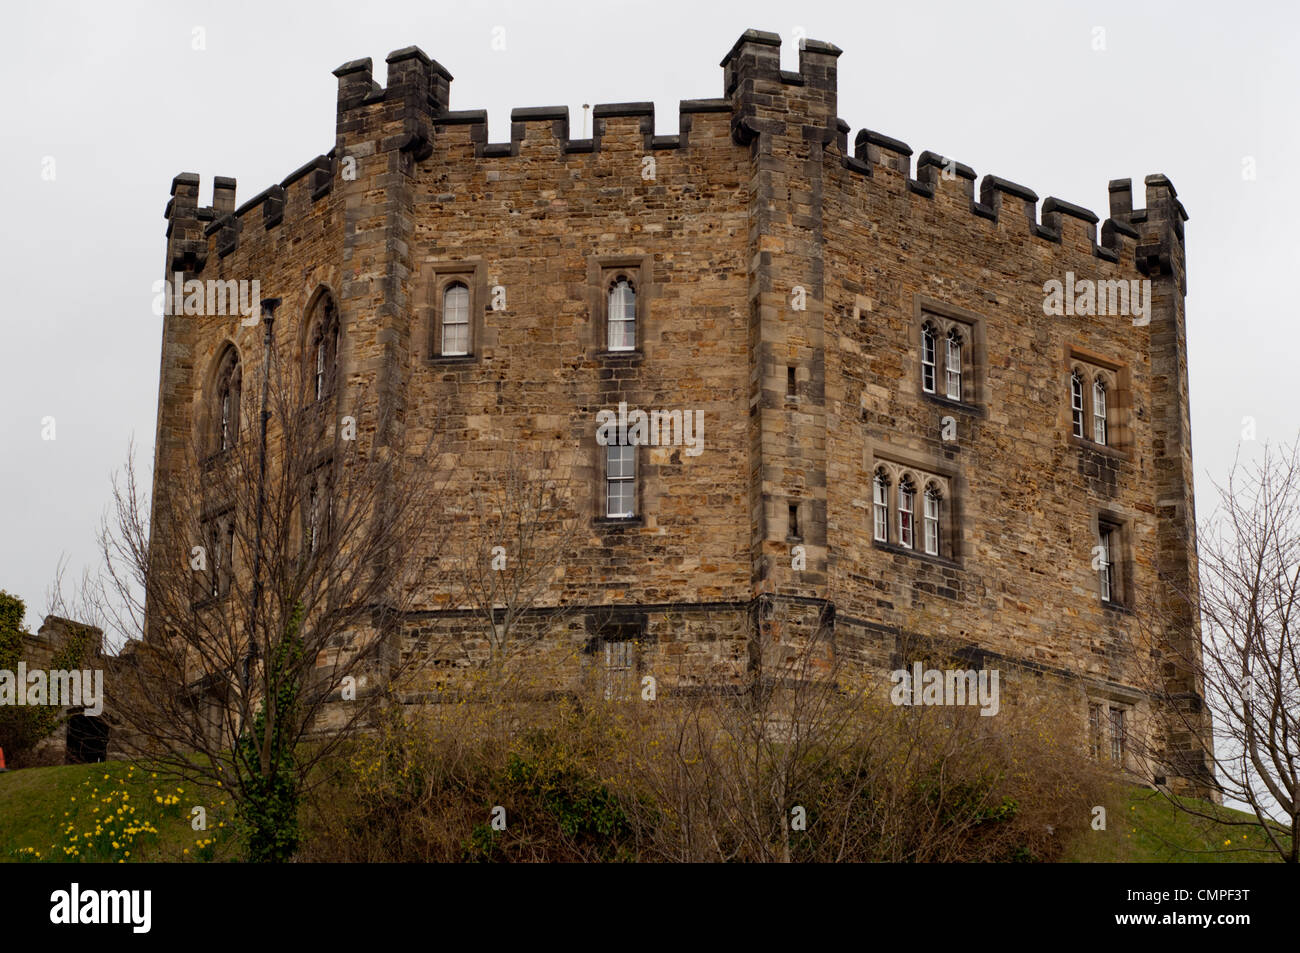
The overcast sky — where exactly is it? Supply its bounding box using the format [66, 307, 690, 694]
[1, 0, 1296, 632]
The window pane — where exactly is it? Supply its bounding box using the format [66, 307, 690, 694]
[444, 284, 469, 321]
[924, 490, 939, 555]
[898, 483, 914, 549]
[921, 327, 936, 393]
[608, 280, 636, 350]
[442, 284, 470, 355]
[1093, 382, 1107, 445]
[609, 318, 634, 351]
[608, 444, 633, 478]
[1099, 527, 1113, 601]
[945, 337, 962, 401]
[1071, 374, 1084, 437]
[605, 639, 634, 700]
[611, 281, 635, 320]
[443, 323, 468, 356]
[607, 481, 634, 518]
[220, 392, 231, 449]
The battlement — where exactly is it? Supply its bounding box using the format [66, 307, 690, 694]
[831, 120, 1185, 267]
[163, 29, 1187, 281]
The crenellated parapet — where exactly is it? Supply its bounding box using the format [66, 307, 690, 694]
[164, 29, 1184, 286]
[830, 119, 1179, 268]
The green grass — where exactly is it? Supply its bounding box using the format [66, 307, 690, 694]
[2, 763, 1288, 862]
[0, 761, 235, 863]
[1062, 786, 1286, 862]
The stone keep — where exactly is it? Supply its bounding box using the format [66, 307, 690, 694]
[151, 29, 1211, 793]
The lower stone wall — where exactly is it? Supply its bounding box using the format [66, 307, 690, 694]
[301, 598, 1217, 801]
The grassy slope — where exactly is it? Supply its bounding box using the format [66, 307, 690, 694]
[1062, 786, 1285, 862]
[0, 760, 235, 863]
[1, 763, 1287, 862]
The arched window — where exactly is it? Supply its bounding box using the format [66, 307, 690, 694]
[213, 347, 241, 453]
[1092, 379, 1108, 446]
[308, 294, 339, 402]
[920, 324, 937, 394]
[442, 282, 470, 357]
[873, 470, 890, 542]
[608, 277, 636, 352]
[898, 476, 916, 550]
[945, 329, 963, 401]
[923, 485, 941, 556]
[1070, 371, 1085, 438]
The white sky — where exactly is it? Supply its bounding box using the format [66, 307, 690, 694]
[1, 0, 1297, 631]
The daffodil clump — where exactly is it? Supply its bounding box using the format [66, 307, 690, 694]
[47, 766, 165, 862]
[10, 763, 231, 863]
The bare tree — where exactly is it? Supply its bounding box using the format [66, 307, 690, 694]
[442, 449, 583, 677]
[70, 322, 450, 861]
[1144, 437, 1300, 861]
[615, 605, 1089, 863]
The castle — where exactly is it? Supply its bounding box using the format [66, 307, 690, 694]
[151, 30, 1212, 792]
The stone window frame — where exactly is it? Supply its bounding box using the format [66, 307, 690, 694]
[420, 260, 488, 364]
[197, 504, 236, 605]
[1084, 691, 1140, 770]
[865, 440, 961, 564]
[584, 611, 648, 701]
[786, 500, 803, 543]
[301, 456, 335, 559]
[589, 255, 653, 362]
[1065, 345, 1132, 458]
[593, 436, 642, 527]
[1090, 507, 1133, 609]
[911, 296, 987, 412]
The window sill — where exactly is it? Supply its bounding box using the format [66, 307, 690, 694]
[596, 349, 644, 363]
[1100, 598, 1132, 615]
[1068, 435, 1131, 462]
[872, 539, 961, 570]
[427, 353, 478, 366]
[594, 515, 643, 529]
[921, 391, 983, 416]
